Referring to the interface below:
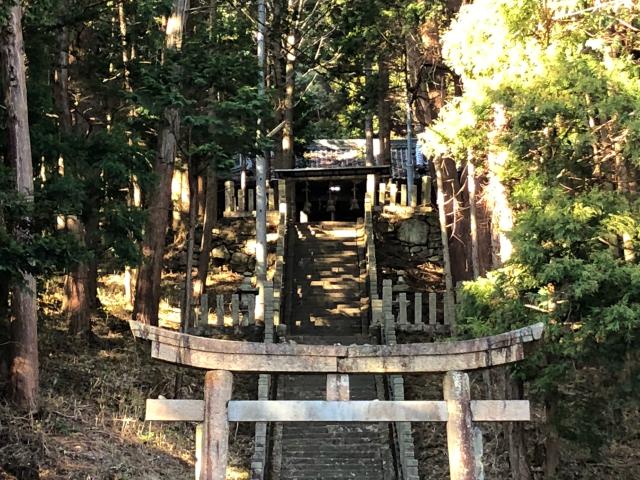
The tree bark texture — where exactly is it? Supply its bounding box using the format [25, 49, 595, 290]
[434, 157, 455, 300]
[51, 18, 96, 333]
[133, 0, 190, 326]
[377, 53, 391, 166]
[505, 375, 532, 480]
[181, 158, 198, 332]
[281, 29, 296, 169]
[1, 4, 39, 411]
[440, 157, 473, 284]
[196, 166, 218, 296]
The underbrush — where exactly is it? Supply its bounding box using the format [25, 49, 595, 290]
[0, 276, 255, 480]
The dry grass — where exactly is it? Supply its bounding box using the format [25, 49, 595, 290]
[0, 275, 256, 480]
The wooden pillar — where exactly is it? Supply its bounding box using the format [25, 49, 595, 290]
[326, 374, 350, 401]
[195, 423, 203, 479]
[444, 371, 476, 480]
[202, 370, 233, 480]
[400, 184, 407, 206]
[255, 156, 267, 326]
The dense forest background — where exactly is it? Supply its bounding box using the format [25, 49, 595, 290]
[1, 0, 639, 478]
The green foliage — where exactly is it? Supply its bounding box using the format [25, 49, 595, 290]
[428, 0, 640, 451]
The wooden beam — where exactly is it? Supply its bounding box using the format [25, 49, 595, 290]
[131, 321, 543, 374]
[146, 399, 204, 421]
[142, 399, 530, 423]
[132, 321, 542, 358]
[151, 341, 339, 373]
[337, 344, 525, 373]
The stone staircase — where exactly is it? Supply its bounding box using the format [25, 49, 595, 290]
[272, 222, 395, 480]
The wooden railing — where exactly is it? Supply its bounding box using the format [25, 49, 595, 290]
[132, 321, 543, 480]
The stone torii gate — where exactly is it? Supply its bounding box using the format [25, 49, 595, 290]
[130, 321, 543, 480]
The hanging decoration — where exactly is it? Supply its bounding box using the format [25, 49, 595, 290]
[350, 181, 359, 210]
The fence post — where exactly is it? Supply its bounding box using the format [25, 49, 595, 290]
[390, 183, 397, 206]
[216, 294, 224, 327]
[422, 176, 431, 206]
[201, 370, 233, 480]
[444, 371, 476, 480]
[224, 181, 235, 213]
[231, 294, 240, 330]
[248, 294, 256, 325]
[382, 279, 393, 326]
[371, 299, 383, 327]
[398, 292, 408, 325]
[429, 292, 437, 325]
[379, 182, 386, 206]
[268, 186, 276, 211]
[200, 293, 208, 326]
[248, 188, 255, 212]
[366, 174, 376, 206]
[414, 293, 423, 326]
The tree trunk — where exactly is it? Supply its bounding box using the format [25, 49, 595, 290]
[506, 374, 532, 480]
[615, 142, 635, 262]
[133, 0, 190, 326]
[53, 21, 95, 332]
[364, 59, 375, 166]
[181, 156, 197, 332]
[467, 158, 480, 279]
[543, 397, 560, 478]
[1, 4, 39, 412]
[269, 0, 285, 169]
[434, 156, 455, 314]
[377, 53, 391, 166]
[196, 166, 217, 296]
[53, 25, 72, 134]
[281, 29, 296, 169]
[65, 216, 92, 335]
[441, 157, 473, 284]
[487, 104, 513, 267]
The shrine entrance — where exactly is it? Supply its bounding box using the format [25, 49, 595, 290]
[274, 165, 390, 223]
[295, 179, 365, 222]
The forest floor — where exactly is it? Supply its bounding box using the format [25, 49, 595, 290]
[0, 273, 255, 480]
[2, 271, 640, 479]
